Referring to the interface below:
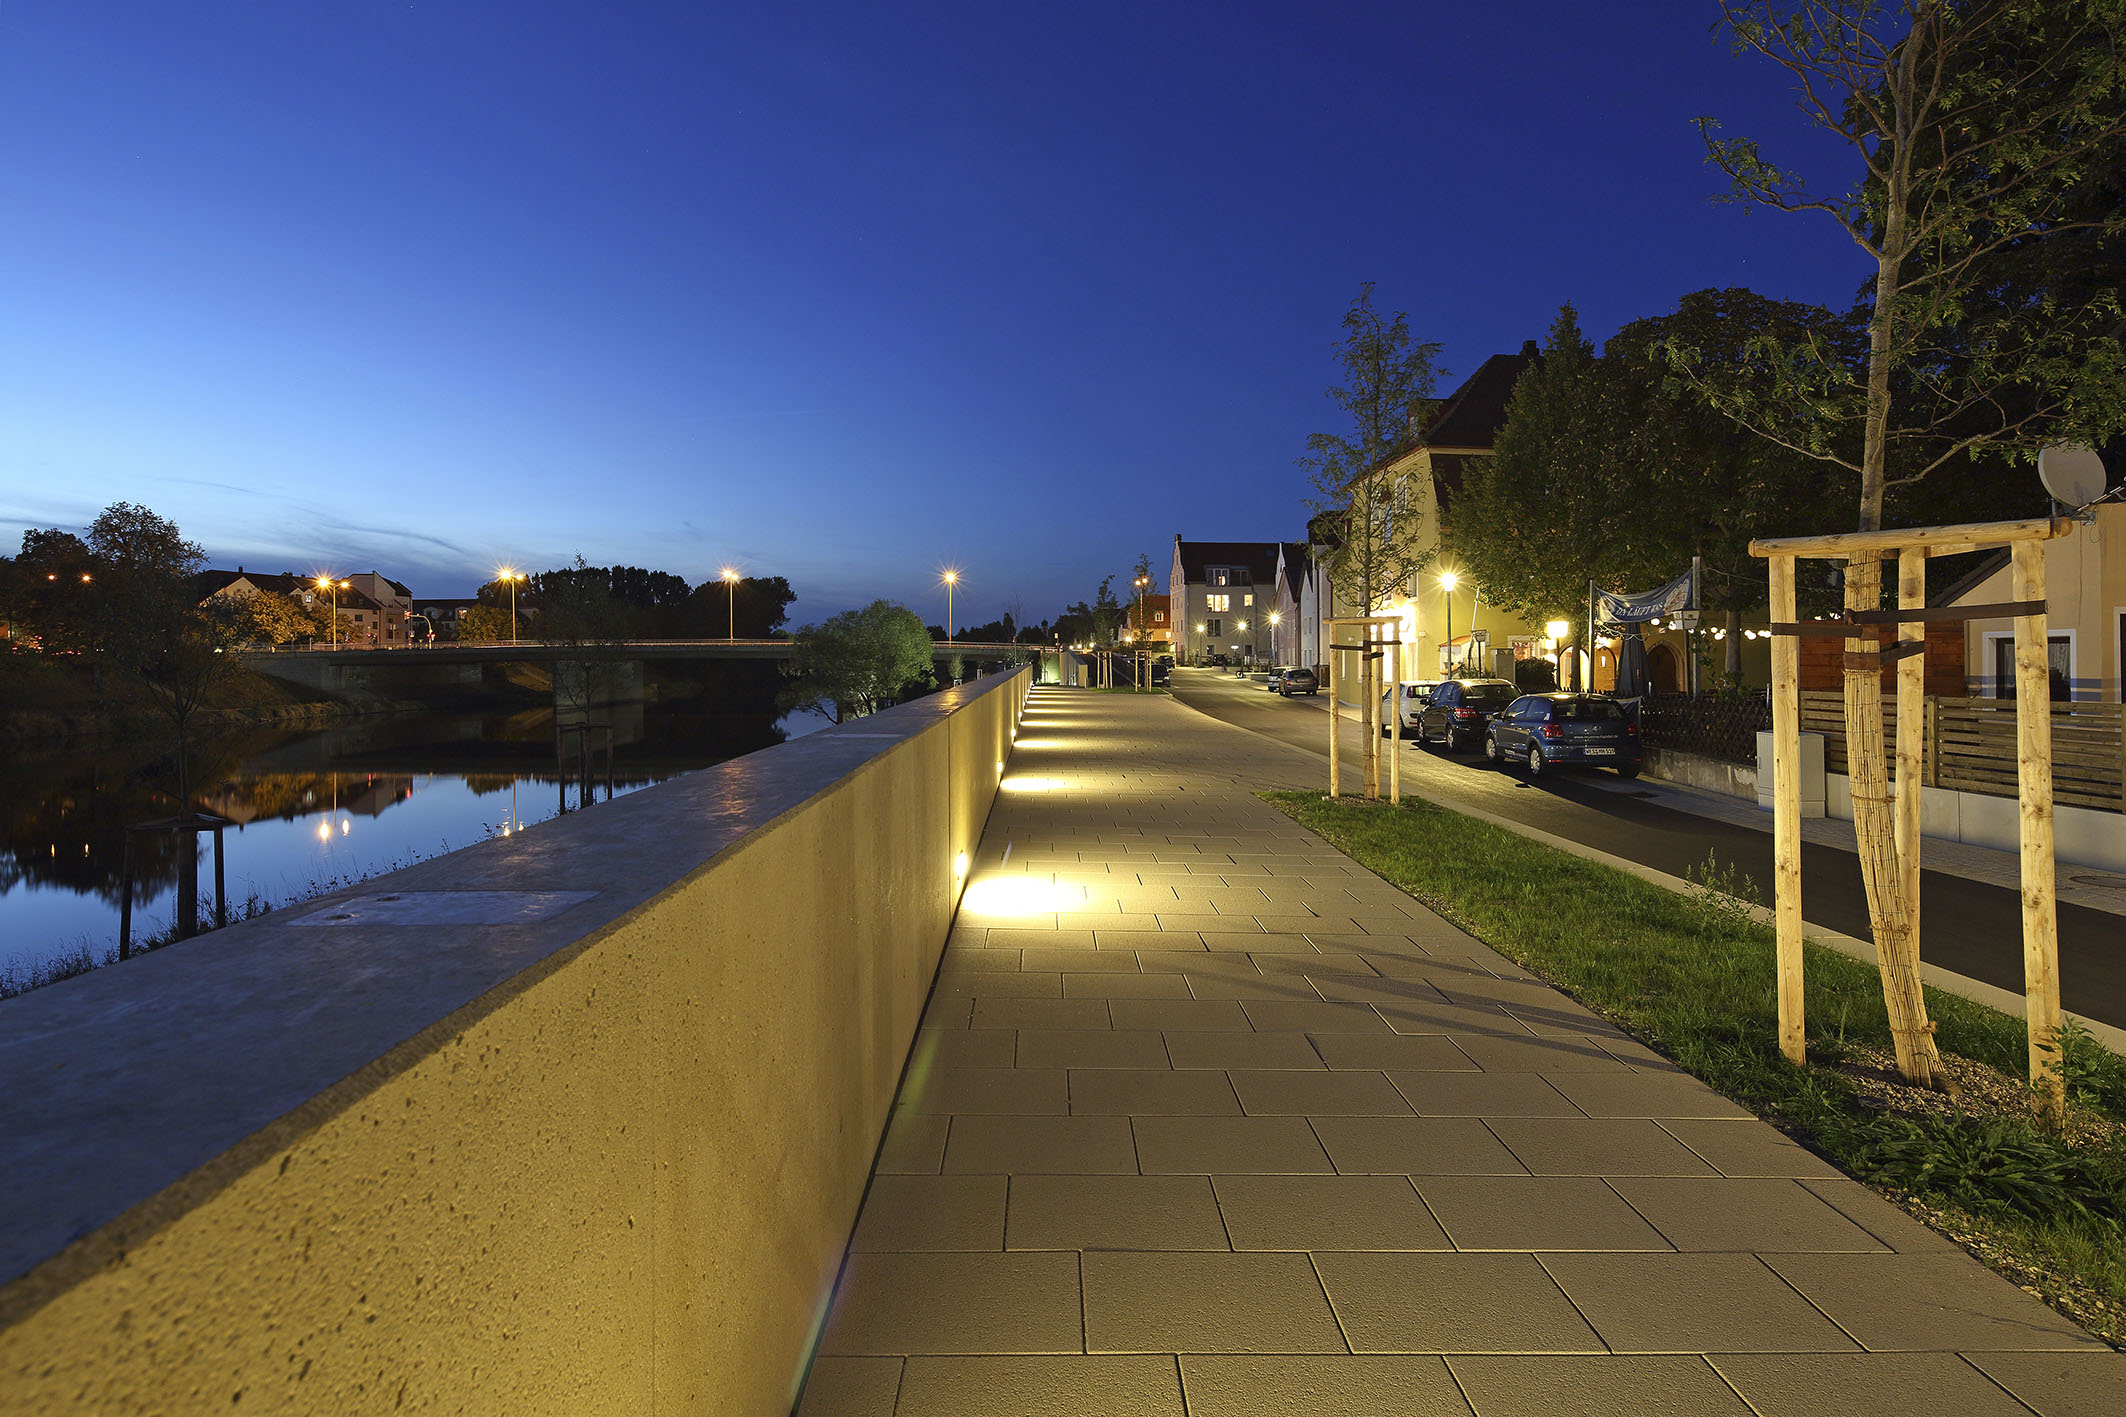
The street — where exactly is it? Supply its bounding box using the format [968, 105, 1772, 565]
[1168, 667, 2126, 1030]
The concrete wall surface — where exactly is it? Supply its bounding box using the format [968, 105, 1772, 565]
[0, 669, 1028, 1416]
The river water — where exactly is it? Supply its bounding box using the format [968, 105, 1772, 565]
[1, 701, 817, 988]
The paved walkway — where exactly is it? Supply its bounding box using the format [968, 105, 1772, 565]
[797, 686, 2121, 1416]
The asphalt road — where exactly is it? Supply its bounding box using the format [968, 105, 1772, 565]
[1168, 667, 2126, 1030]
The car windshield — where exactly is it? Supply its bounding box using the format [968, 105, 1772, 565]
[1557, 698, 1625, 721]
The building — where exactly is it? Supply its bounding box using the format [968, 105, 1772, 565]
[1121, 592, 1172, 649]
[1318, 346, 1547, 683]
[1168, 539, 1281, 665]
[1944, 500, 2125, 701]
[412, 596, 483, 640]
[1271, 540, 1319, 669]
[339, 572, 414, 646]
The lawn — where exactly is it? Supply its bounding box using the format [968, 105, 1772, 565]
[1264, 789, 2126, 1346]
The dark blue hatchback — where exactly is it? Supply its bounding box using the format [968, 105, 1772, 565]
[1484, 694, 1641, 779]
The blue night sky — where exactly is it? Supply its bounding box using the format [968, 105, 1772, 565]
[0, 2, 1867, 625]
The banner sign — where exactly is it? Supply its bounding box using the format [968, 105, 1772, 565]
[1595, 566, 1696, 626]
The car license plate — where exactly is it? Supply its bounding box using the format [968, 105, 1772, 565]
[1585, 747, 1615, 756]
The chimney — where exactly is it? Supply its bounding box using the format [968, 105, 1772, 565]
[1521, 340, 1540, 359]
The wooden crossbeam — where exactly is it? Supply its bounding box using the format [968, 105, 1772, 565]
[1768, 599, 2047, 637]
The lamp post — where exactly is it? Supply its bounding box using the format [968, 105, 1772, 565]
[498, 569, 525, 643]
[315, 576, 351, 648]
[721, 567, 740, 640]
[1546, 619, 1572, 689]
[1439, 570, 1459, 675]
[941, 569, 958, 643]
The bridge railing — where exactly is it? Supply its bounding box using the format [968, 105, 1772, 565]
[0, 668, 1031, 1415]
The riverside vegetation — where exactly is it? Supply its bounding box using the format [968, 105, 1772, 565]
[1265, 790, 2126, 1346]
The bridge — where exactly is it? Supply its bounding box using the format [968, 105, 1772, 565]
[238, 639, 1042, 707]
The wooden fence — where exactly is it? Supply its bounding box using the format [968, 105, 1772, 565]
[1800, 691, 2126, 814]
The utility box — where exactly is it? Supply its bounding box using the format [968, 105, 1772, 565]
[1756, 730, 1826, 819]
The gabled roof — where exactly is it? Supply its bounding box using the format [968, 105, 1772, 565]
[1420, 345, 1539, 452]
[1173, 539, 1281, 586]
[1278, 541, 1310, 600]
[196, 569, 314, 599]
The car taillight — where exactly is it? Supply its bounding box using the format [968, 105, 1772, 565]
[1541, 724, 1562, 739]
[1453, 707, 1476, 719]
[1625, 723, 1638, 736]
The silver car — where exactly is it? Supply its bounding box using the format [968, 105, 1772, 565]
[1377, 681, 1440, 734]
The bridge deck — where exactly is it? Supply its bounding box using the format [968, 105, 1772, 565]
[798, 686, 2113, 1415]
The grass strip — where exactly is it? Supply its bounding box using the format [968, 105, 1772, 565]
[1262, 788, 2126, 1346]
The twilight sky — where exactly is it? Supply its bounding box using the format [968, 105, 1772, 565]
[0, 2, 1868, 625]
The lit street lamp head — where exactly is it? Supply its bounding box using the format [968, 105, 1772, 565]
[721, 567, 739, 583]
[1439, 570, 1459, 592]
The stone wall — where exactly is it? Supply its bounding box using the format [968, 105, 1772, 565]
[0, 670, 1028, 1415]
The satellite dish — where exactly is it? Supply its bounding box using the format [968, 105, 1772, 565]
[2038, 443, 2106, 508]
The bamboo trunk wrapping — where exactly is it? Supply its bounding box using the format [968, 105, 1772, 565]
[1844, 554, 1945, 1087]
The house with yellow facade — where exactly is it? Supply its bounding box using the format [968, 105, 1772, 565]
[1315, 342, 1554, 687]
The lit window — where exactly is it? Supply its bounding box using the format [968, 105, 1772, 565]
[1243, 593, 1254, 607]
[1205, 594, 1230, 612]
[1153, 611, 1165, 622]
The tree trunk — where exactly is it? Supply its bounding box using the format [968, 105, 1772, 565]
[1844, 556, 1946, 1087]
[1839, 41, 1944, 1089]
[1725, 608, 1742, 678]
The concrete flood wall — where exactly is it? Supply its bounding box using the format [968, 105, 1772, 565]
[0, 668, 1030, 1416]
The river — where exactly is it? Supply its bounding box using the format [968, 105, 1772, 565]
[0, 699, 818, 990]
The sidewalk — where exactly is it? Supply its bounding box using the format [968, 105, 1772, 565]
[797, 686, 2121, 1416]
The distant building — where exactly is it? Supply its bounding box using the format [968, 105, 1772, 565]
[1123, 592, 1172, 649]
[199, 568, 415, 646]
[1169, 539, 1281, 666]
[1325, 345, 1547, 681]
[412, 596, 483, 640]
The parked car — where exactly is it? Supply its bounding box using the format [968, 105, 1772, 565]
[1413, 678, 1520, 751]
[1484, 693, 1641, 778]
[1150, 660, 1171, 686]
[1205, 652, 1230, 667]
[1272, 666, 1319, 696]
[1377, 680, 1441, 734]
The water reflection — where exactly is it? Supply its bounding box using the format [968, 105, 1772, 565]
[1, 702, 794, 980]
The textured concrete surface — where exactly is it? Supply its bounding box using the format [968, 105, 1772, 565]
[800, 685, 2126, 1417]
[0, 669, 1026, 1416]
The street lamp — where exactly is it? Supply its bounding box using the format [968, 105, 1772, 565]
[720, 567, 740, 640]
[1546, 618, 1572, 686]
[1437, 570, 1463, 673]
[497, 569, 525, 642]
[315, 576, 351, 648]
[941, 569, 959, 642]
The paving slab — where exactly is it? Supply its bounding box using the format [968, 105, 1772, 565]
[1179, 1355, 1472, 1416]
[808, 685, 2101, 1414]
[1447, 1354, 1754, 1416]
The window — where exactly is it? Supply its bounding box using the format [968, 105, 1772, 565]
[1211, 569, 1229, 587]
[1206, 618, 1222, 637]
[1989, 633, 2073, 700]
[1243, 593, 1254, 607]
[1153, 610, 1166, 623]
[1205, 594, 1230, 612]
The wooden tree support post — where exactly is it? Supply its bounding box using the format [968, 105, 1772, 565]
[1389, 638, 1402, 807]
[1768, 553, 1806, 1065]
[2013, 540, 2064, 1121]
[1896, 548, 1925, 960]
[1327, 639, 1341, 799]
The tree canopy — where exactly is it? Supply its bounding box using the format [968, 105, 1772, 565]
[780, 600, 935, 723]
[1301, 283, 1444, 615]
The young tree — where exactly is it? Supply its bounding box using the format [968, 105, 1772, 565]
[780, 600, 936, 723]
[1686, 1, 2126, 1088]
[1301, 283, 1445, 620]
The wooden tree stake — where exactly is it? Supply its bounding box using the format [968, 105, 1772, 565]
[1769, 553, 1806, 1065]
[2012, 540, 2063, 1121]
